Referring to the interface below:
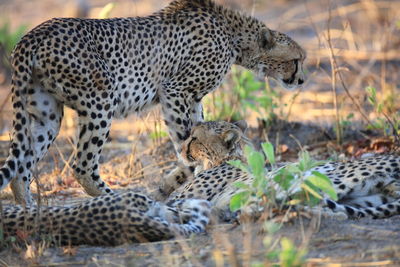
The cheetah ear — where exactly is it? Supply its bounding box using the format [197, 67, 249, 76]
[260, 28, 275, 50]
[222, 130, 240, 150]
[233, 120, 248, 133]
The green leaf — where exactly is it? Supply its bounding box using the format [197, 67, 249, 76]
[262, 142, 275, 165]
[273, 169, 294, 190]
[244, 146, 265, 179]
[279, 237, 307, 267]
[298, 151, 326, 171]
[227, 160, 248, 173]
[301, 181, 323, 200]
[149, 130, 168, 140]
[263, 221, 281, 234]
[232, 181, 250, 190]
[266, 250, 280, 261]
[377, 103, 383, 113]
[308, 171, 338, 200]
[229, 191, 250, 212]
[366, 86, 377, 106]
[280, 238, 296, 267]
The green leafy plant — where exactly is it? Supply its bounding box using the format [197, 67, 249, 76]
[204, 67, 279, 122]
[0, 21, 28, 83]
[228, 144, 270, 212]
[252, 222, 307, 267]
[230, 68, 278, 121]
[0, 22, 27, 55]
[228, 142, 337, 213]
[333, 112, 354, 140]
[229, 143, 336, 266]
[365, 86, 400, 139]
[277, 237, 307, 267]
[149, 120, 168, 146]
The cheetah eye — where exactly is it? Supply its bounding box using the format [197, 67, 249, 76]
[186, 137, 196, 161]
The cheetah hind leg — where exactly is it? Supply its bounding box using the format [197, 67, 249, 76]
[8, 86, 63, 205]
[72, 114, 113, 196]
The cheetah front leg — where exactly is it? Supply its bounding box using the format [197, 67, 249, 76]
[158, 92, 204, 198]
[161, 96, 203, 153]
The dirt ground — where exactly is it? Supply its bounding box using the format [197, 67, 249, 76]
[0, 0, 400, 266]
[1, 216, 400, 266]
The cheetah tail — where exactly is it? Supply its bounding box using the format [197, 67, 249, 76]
[351, 198, 400, 219]
[0, 37, 36, 192]
[325, 198, 400, 219]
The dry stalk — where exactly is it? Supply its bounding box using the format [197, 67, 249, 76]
[284, 86, 303, 122]
[32, 169, 42, 242]
[325, 1, 342, 144]
[128, 126, 143, 179]
[0, 258, 9, 267]
[174, 237, 203, 267]
[212, 230, 239, 267]
[242, 222, 253, 267]
[306, 0, 374, 131]
[55, 141, 75, 177]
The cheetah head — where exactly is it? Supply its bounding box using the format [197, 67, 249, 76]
[180, 120, 249, 170]
[239, 28, 306, 90]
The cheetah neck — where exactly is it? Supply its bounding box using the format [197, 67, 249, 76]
[160, 0, 265, 69]
[224, 12, 265, 68]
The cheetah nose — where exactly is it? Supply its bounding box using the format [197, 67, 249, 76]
[298, 78, 304, 85]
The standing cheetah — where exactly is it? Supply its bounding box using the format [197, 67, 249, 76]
[0, 0, 305, 204]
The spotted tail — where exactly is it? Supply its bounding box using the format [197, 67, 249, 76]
[0, 32, 37, 193]
[325, 197, 400, 219]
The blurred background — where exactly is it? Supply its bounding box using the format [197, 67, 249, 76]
[0, 0, 399, 134]
[1, 0, 399, 128]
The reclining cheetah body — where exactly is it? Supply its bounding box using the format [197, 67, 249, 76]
[166, 121, 400, 220]
[0, 0, 306, 205]
[1, 192, 210, 246]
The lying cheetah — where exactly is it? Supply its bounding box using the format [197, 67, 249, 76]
[0, 0, 305, 205]
[165, 121, 400, 220]
[0, 192, 210, 246]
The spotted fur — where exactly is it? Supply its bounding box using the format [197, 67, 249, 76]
[0, 192, 210, 246]
[0, 0, 305, 205]
[166, 121, 400, 220]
